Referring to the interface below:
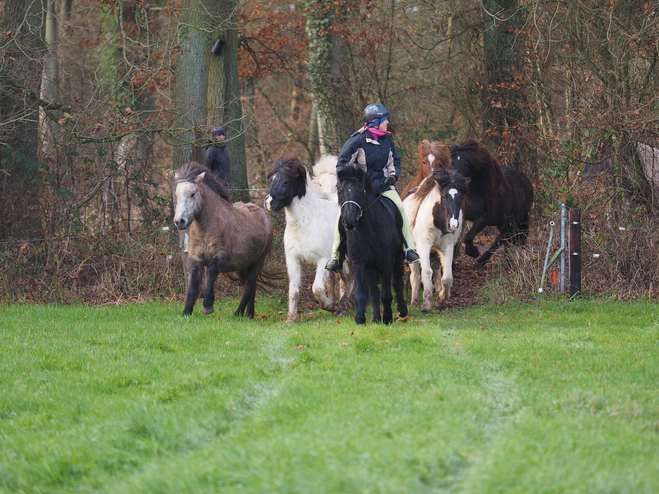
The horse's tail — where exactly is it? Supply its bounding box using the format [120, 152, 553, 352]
[313, 154, 338, 177]
[256, 228, 285, 290]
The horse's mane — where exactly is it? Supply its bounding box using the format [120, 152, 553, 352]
[449, 138, 505, 217]
[407, 169, 468, 229]
[337, 165, 373, 194]
[176, 161, 231, 202]
[418, 139, 451, 170]
[402, 140, 451, 200]
[268, 156, 307, 181]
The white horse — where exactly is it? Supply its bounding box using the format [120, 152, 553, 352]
[403, 168, 469, 312]
[264, 155, 351, 322]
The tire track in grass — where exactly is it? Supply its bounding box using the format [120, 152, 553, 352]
[104, 327, 293, 493]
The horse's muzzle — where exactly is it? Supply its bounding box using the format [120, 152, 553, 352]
[174, 218, 188, 230]
[264, 194, 272, 212]
[342, 218, 357, 232]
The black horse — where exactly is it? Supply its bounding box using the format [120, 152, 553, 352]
[450, 138, 533, 265]
[337, 166, 408, 325]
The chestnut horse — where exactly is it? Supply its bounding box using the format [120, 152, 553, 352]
[400, 139, 451, 200]
[174, 162, 273, 317]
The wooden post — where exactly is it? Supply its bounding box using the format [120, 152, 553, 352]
[569, 208, 581, 297]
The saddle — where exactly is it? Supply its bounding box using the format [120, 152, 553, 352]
[378, 196, 403, 231]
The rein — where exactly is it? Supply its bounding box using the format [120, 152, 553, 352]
[340, 191, 384, 221]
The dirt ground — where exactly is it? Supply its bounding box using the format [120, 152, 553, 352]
[292, 247, 496, 316]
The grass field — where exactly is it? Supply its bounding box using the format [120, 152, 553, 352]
[1, 298, 658, 493]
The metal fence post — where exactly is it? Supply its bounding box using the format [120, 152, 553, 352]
[561, 203, 566, 294]
[569, 208, 581, 297]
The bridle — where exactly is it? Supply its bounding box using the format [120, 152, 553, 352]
[340, 200, 363, 220]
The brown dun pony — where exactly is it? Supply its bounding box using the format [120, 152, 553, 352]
[174, 162, 274, 317]
[400, 139, 451, 200]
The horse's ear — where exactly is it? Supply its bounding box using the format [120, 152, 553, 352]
[195, 172, 206, 183]
[418, 140, 430, 162]
[464, 177, 471, 186]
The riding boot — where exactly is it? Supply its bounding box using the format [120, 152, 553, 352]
[405, 249, 421, 264]
[396, 226, 420, 264]
[325, 237, 346, 273]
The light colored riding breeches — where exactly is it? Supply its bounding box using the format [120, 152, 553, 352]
[331, 189, 416, 260]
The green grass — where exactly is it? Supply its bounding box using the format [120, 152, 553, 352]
[1, 299, 658, 493]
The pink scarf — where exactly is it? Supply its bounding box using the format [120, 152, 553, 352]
[367, 127, 391, 141]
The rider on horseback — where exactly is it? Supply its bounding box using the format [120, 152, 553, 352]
[325, 103, 420, 272]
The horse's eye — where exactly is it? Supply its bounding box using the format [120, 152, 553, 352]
[191, 193, 195, 198]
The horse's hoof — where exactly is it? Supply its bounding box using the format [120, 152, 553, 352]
[465, 246, 480, 258]
[285, 314, 297, 323]
[183, 310, 192, 317]
[203, 305, 214, 314]
[421, 304, 433, 313]
[336, 309, 347, 316]
[410, 301, 419, 308]
[436, 301, 447, 312]
[398, 307, 408, 318]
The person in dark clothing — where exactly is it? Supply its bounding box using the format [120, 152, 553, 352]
[325, 103, 420, 273]
[205, 126, 231, 186]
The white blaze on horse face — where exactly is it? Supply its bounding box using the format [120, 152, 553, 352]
[174, 181, 200, 229]
[427, 154, 435, 166]
[449, 215, 459, 232]
[448, 189, 460, 232]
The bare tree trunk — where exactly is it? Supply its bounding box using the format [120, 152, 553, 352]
[221, 0, 249, 202]
[0, 0, 43, 240]
[171, 0, 212, 171]
[38, 0, 59, 162]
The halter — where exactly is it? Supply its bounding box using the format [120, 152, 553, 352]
[340, 200, 363, 220]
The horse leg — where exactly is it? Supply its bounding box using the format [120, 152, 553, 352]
[183, 260, 204, 316]
[367, 270, 381, 324]
[464, 217, 488, 259]
[313, 259, 337, 313]
[418, 244, 434, 312]
[285, 255, 302, 322]
[352, 264, 367, 325]
[235, 262, 261, 318]
[380, 266, 393, 325]
[392, 255, 408, 319]
[337, 263, 353, 316]
[202, 256, 224, 314]
[477, 228, 507, 266]
[409, 261, 421, 307]
[436, 245, 454, 311]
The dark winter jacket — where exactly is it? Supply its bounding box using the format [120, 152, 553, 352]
[336, 127, 400, 194]
[205, 143, 231, 186]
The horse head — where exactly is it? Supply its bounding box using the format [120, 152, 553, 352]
[264, 157, 308, 212]
[432, 169, 469, 235]
[337, 166, 371, 232]
[173, 167, 206, 230]
[419, 139, 451, 175]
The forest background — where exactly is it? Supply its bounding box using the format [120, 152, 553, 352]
[1, 0, 659, 305]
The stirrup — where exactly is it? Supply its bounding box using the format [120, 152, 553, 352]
[325, 258, 342, 273]
[405, 249, 421, 264]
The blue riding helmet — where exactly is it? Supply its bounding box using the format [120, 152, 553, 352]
[363, 104, 389, 127]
